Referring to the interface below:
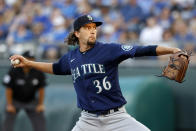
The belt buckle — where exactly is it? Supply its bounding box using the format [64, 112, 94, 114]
[110, 109, 114, 114]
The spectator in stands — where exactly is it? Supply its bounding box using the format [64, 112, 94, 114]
[0, 13, 8, 40]
[33, 3, 52, 34]
[128, 30, 139, 43]
[119, 30, 130, 44]
[119, 29, 139, 44]
[99, 23, 119, 43]
[157, 29, 178, 60]
[137, 0, 153, 16]
[152, 0, 170, 16]
[120, 0, 143, 22]
[2, 51, 46, 131]
[61, 0, 77, 19]
[41, 0, 53, 17]
[189, 10, 196, 52]
[75, 0, 92, 15]
[2, 7, 15, 26]
[7, 22, 33, 45]
[38, 8, 68, 59]
[158, 7, 173, 29]
[0, 0, 8, 13]
[120, 0, 143, 34]
[32, 22, 44, 41]
[139, 15, 163, 45]
[160, 29, 177, 47]
[172, 19, 194, 49]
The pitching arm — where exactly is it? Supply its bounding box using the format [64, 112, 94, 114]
[9, 55, 54, 74]
[156, 46, 181, 56]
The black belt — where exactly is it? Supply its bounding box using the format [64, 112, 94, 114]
[83, 106, 121, 115]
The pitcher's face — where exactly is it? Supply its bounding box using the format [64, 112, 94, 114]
[75, 23, 97, 45]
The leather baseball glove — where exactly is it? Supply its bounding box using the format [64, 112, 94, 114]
[161, 51, 191, 83]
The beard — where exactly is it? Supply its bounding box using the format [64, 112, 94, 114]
[87, 37, 96, 45]
[87, 41, 96, 45]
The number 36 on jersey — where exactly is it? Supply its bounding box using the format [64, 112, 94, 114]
[93, 76, 112, 94]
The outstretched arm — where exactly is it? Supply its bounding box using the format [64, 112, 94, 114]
[156, 46, 181, 56]
[10, 55, 53, 74]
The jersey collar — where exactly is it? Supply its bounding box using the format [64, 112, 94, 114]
[78, 41, 99, 54]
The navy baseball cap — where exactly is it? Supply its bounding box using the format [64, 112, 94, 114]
[73, 15, 102, 31]
[22, 51, 35, 59]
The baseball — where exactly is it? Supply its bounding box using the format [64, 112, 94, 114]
[11, 59, 20, 65]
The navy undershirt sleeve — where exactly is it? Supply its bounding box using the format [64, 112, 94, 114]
[134, 45, 158, 57]
[53, 54, 71, 75]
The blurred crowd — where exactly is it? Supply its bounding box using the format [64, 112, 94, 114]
[0, 0, 196, 60]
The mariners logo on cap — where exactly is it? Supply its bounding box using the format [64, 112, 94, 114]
[121, 45, 133, 51]
[87, 15, 93, 21]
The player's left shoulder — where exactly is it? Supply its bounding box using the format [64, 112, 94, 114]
[106, 42, 134, 51]
[98, 42, 118, 48]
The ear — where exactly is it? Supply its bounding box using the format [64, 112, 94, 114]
[74, 31, 79, 38]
